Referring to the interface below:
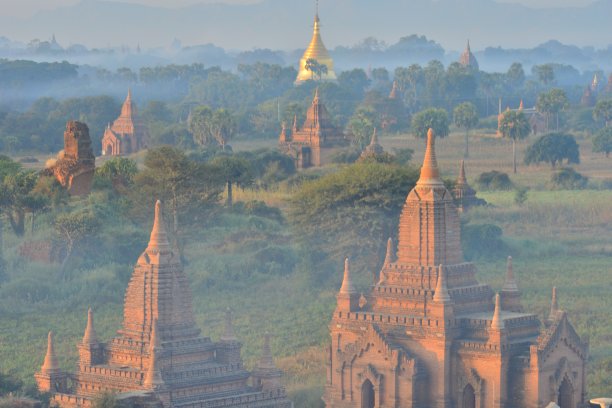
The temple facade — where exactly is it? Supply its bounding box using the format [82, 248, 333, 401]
[323, 129, 588, 408]
[44, 121, 95, 196]
[295, 10, 337, 84]
[101, 90, 149, 156]
[278, 89, 346, 168]
[36, 201, 291, 408]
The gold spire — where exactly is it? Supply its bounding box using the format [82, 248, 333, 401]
[148, 200, 170, 251]
[42, 331, 60, 373]
[82, 308, 98, 345]
[416, 128, 443, 187]
[295, 4, 337, 83]
[491, 293, 504, 330]
[339, 257, 356, 294]
[433, 264, 451, 303]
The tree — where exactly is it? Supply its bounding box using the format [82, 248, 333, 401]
[210, 108, 236, 150]
[453, 102, 479, 158]
[347, 107, 379, 150]
[54, 210, 100, 276]
[593, 100, 612, 127]
[411, 108, 449, 139]
[95, 157, 138, 194]
[499, 110, 531, 174]
[337, 69, 370, 97]
[210, 156, 253, 207]
[394, 64, 423, 112]
[524, 133, 580, 168]
[536, 88, 569, 130]
[592, 127, 612, 157]
[0, 171, 49, 236]
[506, 62, 525, 89]
[533, 64, 555, 87]
[188, 106, 214, 146]
[131, 147, 221, 237]
[289, 162, 419, 280]
[304, 58, 328, 81]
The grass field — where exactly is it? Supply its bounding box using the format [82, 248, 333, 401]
[1, 129, 610, 404]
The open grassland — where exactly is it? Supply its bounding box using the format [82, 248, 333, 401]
[0, 130, 611, 405]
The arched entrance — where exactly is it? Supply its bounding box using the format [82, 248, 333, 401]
[462, 384, 476, 408]
[558, 376, 574, 408]
[105, 145, 113, 156]
[361, 379, 375, 408]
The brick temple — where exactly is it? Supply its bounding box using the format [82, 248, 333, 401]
[36, 201, 291, 408]
[278, 88, 346, 168]
[323, 129, 588, 408]
[101, 90, 148, 156]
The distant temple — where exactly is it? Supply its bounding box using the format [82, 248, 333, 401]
[44, 121, 95, 196]
[295, 7, 337, 84]
[452, 160, 486, 212]
[359, 129, 384, 160]
[458, 40, 479, 71]
[102, 90, 148, 156]
[323, 129, 588, 408]
[278, 88, 346, 168]
[581, 86, 596, 108]
[36, 201, 291, 408]
[497, 99, 546, 136]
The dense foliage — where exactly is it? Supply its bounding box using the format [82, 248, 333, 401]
[524, 133, 580, 168]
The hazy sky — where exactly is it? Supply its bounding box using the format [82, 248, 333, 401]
[0, 0, 598, 18]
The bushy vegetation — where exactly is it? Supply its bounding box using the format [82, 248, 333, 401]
[550, 167, 589, 190]
[476, 171, 513, 190]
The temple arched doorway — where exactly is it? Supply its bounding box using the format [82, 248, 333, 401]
[462, 384, 476, 408]
[105, 145, 113, 156]
[361, 379, 375, 408]
[558, 376, 574, 408]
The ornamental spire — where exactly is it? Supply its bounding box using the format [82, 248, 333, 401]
[384, 237, 394, 265]
[148, 200, 170, 251]
[417, 128, 443, 187]
[457, 160, 467, 185]
[41, 331, 59, 373]
[339, 257, 356, 294]
[433, 264, 451, 303]
[82, 308, 98, 345]
[502, 256, 518, 292]
[491, 293, 504, 330]
[370, 128, 379, 146]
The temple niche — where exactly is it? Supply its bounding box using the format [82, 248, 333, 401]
[278, 88, 346, 168]
[323, 129, 588, 408]
[44, 121, 95, 196]
[101, 90, 148, 156]
[36, 201, 292, 408]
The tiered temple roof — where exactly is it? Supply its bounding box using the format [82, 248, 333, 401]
[36, 201, 291, 408]
[459, 40, 479, 71]
[102, 90, 148, 156]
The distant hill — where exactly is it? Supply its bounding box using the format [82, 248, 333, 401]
[0, 0, 610, 52]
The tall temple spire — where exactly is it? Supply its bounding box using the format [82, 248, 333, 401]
[491, 293, 504, 330]
[550, 286, 559, 318]
[221, 308, 237, 342]
[295, 2, 337, 83]
[42, 331, 60, 373]
[82, 308, 98, 345]
[416, 128, 443, 187]
[502, 256, 518, 292]
[339, 257, 356, 294]
[148, 200, 170, 251]
[143, 320, 163, 389]
[433, 265, 451, 303]
[370, 128, 378, 146]
[457, 160, 467, 185]
[389, 81, 400, 99]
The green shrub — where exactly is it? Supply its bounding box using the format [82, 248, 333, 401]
[331, 148, 361, 164]
[550, 168, 588, 190]
[476, 171, 513, 191]
[461, 223, 506, 260]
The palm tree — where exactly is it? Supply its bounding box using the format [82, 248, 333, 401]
[499, 110, 531, 174]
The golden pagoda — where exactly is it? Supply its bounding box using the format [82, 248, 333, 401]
[295, 4, 337, 84]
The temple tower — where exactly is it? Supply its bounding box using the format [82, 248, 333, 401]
[459, 40, 479, 71]
[295, 3, 337, 83]
[102, 90, 149, 156]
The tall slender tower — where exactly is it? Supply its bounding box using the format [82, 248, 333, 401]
[295, 1, 337, 83]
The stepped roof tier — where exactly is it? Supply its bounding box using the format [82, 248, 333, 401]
[459, 40, 479, 70]
[36, 201, 291, 408]
[295, 11, 337, 83]
[324, 128, 588, 408]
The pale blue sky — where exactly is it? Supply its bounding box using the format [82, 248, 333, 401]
[0, 0, 597, 18]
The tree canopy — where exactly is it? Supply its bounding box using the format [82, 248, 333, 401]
[524, 132, 580, 168]
[411, 108, 449, 139]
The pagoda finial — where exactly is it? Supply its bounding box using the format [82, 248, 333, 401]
[221, 308, 237, 342]
[550, 286, 559, 317]
[82, 308, 98, 345]
[433, 264, 451, 303]
[457, 160, 467, 185]
[491, 293, 504, 330]
[41, 331, 59, 373]
[144, 320, 163, 389]
[466, 39, 471, 52]
[502, 256, 518, 292]
[257, 332, 276, 370]
[148, 200, 170, 251]
[384, 237, 394, 265]
[417, 128, 443, 186]
[127, 88, 132, 101]
[339, 257, 356, 294]
[370, 128, 378, 146]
